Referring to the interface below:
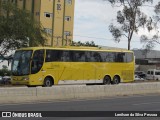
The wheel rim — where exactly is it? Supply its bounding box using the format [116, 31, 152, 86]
[104, 76, 110, 85]
[45, 79, 51, 86]
[114, 77, 119, 84]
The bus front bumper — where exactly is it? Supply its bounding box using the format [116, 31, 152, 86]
[11, 76, 29, 85]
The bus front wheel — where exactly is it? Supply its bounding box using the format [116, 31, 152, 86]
[103, 76, 111, 85]
[43, 77, 53, 87]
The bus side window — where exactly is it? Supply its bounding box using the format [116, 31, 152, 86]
[85, 52, 91, 62]
[147, 71, 150, 74]
[46, 50, 62, 62]
[73, 51, 85, 62]
[115, 53, 125, 62]
[90, 52, 96, 62]
[54, 50, 62, 61]
[99, 52, 105, 62]
[61, 51, 70, 62]
[105, 52, 115, 62]
[86, 51, 102, 62]
[126, 53, 133, 62]
[93, 52, 102, 62]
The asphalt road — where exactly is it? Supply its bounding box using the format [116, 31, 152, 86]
[0, 94, 160, 120]
[1, 94, 160, 111]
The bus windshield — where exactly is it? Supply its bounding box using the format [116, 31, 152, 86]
[12, 50, 32, 76]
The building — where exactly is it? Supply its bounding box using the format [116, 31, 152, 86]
[133, 50, 160, 65]
[0, 0, 75, 46]
[133, 49, 160, 72]
[99, 46, 127, 50]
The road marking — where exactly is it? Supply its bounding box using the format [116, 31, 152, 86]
[133, 102, 160, 106]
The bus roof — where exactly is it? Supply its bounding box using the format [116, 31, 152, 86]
[17, 46, 133, 53]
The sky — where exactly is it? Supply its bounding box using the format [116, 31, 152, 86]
[73, 0, 160, 50]
[1, 0, 160, 69]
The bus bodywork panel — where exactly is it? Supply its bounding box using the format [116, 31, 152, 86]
[42, 62, 134, 85]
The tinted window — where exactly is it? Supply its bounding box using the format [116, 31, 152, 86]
[104, 52, 115, 62]
[31, 50, 44, 74]
[99, 52, 106, 62]
[115, 53, 125, 62]
[93, 52, 102, 62]
[85, 52, 91, 62]
[46, 50, 73, 62]
[45, 50, 133, 63]
[155, 72, 160, 75]
[46, 50, 61, 62]
[151, 71, 154, 75]
[86, 52, 102, 62]
[61, 51, 71, 62]
[72, 51, 85, 62]
[126, 53, 133, 62]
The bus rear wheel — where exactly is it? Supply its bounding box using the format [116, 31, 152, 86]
[112, 76, 120, 85]
[43, 77, 53, 87]
[103, 76, 111, 85]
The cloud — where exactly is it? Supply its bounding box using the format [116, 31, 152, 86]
[73, 0, 160, 50]
[74, 0, 119, 43]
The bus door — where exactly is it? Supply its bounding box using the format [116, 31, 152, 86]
[30, 49, 45, 85]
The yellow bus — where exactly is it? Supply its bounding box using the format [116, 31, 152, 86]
[11, 47, 135, 87]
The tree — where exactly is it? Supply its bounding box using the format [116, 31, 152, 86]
[71, 41, 98, 47]
[2, 65, 8, 70]
[0, 65, 11, 76]
[140, 2, 160, 50]
[107, 0, 153, 50]
[0, 1, 47, 58]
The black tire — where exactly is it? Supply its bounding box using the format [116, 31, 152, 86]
[103, 76, 111, 85]
[112, 76, 120, 85]
[43, 77, 53, 87]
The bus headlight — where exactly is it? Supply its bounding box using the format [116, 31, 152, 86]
[23, 77, 29, 81]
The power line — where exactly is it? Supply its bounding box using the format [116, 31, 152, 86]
[74, 35, 113, 40]
[74, 34, 141, 43]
